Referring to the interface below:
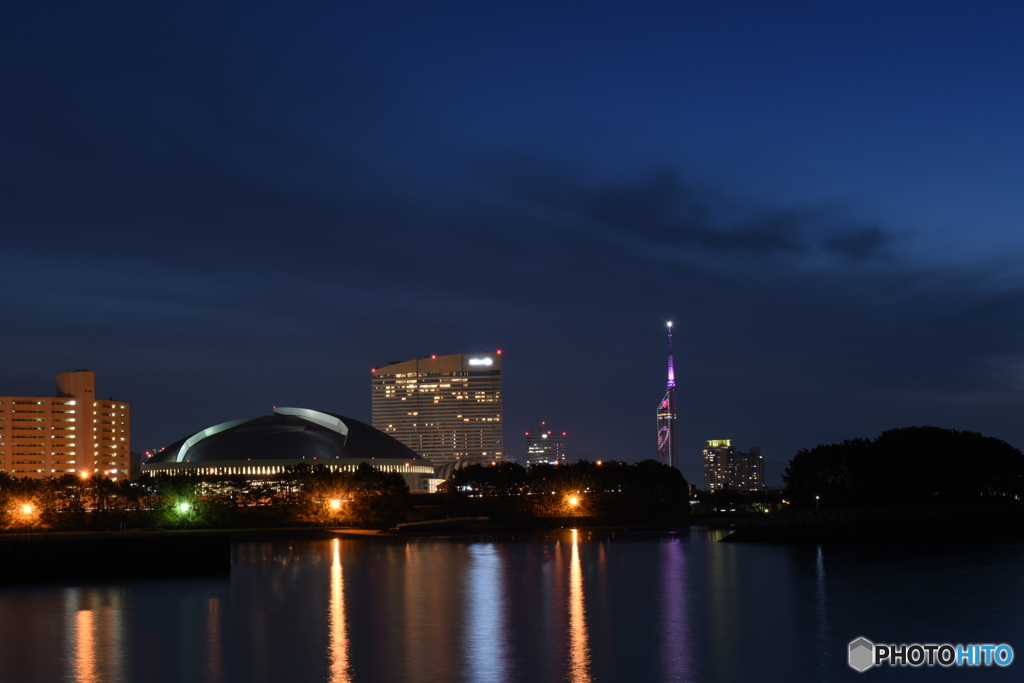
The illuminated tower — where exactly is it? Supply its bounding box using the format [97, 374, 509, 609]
[656, 323, 678, 468]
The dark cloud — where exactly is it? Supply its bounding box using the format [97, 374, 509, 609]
[483, 163, 896, 264]
[1, 3, 1023, 481]
[823, 227, 890, 260]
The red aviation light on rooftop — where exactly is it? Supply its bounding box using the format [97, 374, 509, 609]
[431, 355, 437, 359]
[496, 349, 502, 354]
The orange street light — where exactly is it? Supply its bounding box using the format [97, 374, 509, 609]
[328, 499, 343, 510]
[20, 504, 34, 516]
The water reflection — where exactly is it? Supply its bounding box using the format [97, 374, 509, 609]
[328, 538, 352, 683]
[68, 589, 125, 683]
[207, 598, 223, 683]
[814, 545, 829, 679]
[6, 535, 1023, 683]
[74, 609, 97, 683]
[465, 544, 508, 682]
[661, 538, 692, 682]
[706, 537, 740, 681]
[568, 530, 592, 683]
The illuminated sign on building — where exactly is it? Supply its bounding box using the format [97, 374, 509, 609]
[468, 358, 493, 366]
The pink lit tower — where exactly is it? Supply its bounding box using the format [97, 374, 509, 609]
[656, 322, 678, 468]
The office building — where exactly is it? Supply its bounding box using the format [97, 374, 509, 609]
[372, 352, 504, 466]
[525, 422, 567, 466]
[656, 322, 678, 468]
[0, 370, 130, 479]
[703, 439, 764, 492]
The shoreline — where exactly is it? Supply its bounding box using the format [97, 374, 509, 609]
[11, 503, 1019, 585]
[0, 530, 233, 584]
[720, 501, 1024, 543]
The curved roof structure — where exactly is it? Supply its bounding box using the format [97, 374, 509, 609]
[146, 407, 422, 465]
[432, 455, 504, 482]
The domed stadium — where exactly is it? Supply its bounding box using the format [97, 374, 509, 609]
[142, 407, 435, 491]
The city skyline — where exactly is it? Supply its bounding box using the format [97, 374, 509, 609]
[3, 4, 1024, 484]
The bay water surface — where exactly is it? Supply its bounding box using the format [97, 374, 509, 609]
[0, 529, 1021, 682]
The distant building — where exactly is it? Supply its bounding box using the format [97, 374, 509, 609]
[142, 407, 433, 491]
[525, 422, 567, 466]
[0, 371, 131, 479]
[703, 439, 764, 492]
[371, 352, 504, 467]
[657, 323, 678, 468]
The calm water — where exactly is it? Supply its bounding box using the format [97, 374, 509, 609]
[1, 529, 1022, 682]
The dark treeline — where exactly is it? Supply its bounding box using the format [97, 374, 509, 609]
[1, 458, 691, 531]
[783, 426, 1024, 508]
[442, 459, 689, 522]
[0, 462, 409, 530]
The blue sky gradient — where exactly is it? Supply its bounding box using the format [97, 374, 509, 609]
[2, 2, 1023, 481]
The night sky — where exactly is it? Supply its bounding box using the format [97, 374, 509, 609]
[3, 2, 1023, 485]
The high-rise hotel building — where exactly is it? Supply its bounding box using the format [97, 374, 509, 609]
[372, 353, 504, 466]
[0, 371, 131, 479]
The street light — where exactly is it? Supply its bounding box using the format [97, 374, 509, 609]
[815, 495, 820, 510]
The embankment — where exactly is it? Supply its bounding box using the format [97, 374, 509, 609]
[721, 501, 1024, 543]
[0, 531, 232, 583]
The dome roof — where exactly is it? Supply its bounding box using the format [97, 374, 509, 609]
[147, 407, 420, 464]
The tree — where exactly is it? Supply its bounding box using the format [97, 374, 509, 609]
[783, 427, 1024, 507]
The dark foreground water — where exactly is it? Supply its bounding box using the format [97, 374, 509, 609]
[1, 529, 1021, 682]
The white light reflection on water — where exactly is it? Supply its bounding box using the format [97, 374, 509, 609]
[814, 544, 829, 680]
[465, 544, 509, 682]
[328, 538, 352, 683]
[661, 537, 692, 682]
[207, 598, 224, 683]
[568, 529, 592, 683]
[706, 535, 740, 682]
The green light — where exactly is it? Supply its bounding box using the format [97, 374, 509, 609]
[177, 502, 191, 514]
[707, 439, 732, 447]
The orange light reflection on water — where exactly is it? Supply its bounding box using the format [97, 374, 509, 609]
[568, 529, 592, 683]
[74, 610, 98, 683]
[328, 538, 352, 683]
